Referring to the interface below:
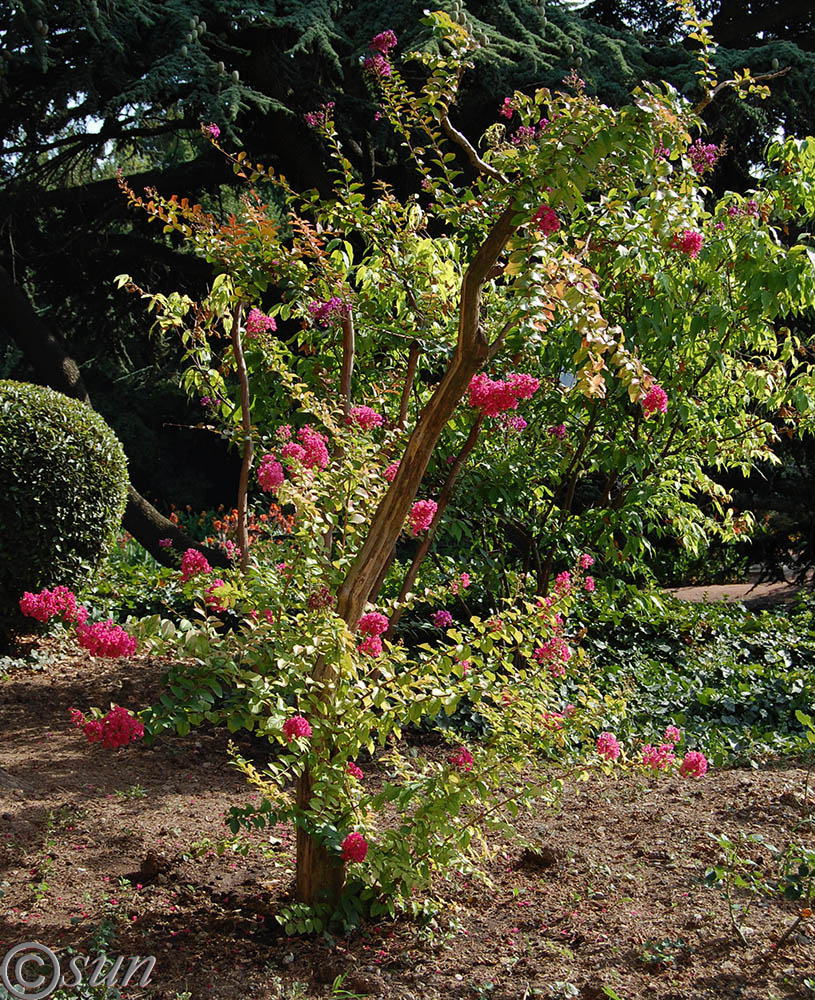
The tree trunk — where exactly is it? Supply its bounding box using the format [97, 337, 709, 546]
[295, 202, 518, 906]
[295, 768, 346, 906]
[0, 263, 228, 568]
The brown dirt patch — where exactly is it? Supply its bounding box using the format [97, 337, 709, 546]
[1, 642, 813, 1000]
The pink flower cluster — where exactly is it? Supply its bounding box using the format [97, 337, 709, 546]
[549, 423, 567, 440]
[282, 715, 312, 742]
[533, 636, 572, 677]
[347, 761, 364, 780]
[679, 750, 708, 778]
[363, 30, 397, 78]
[258, 454, 284, 492]
[260, 426, 330, 493]
[688, 139, 720, 175]
[642, 743, 675, 770]
[70, 705, 144, 749]
[358, 611, 389, 658]
[307, 297, 349, 326]
[584, 576, 595, 592]
[408, 499, 437, 536]
[180, 548, 212, 582]
[245, 308, 276, 337]
[503, 414, 528, 432]
[341, 831, 368, 862]
[304, 101, 335, 128]
[449, 746, 474, 771]
[468, 372, 540, 417]
[19, 586, 87, 624]
[532, 206, 561, 235]
[579, 553, 594, 569]
[596, 731, 621, 761]
[664, 724, 682, 744]
[450, 572, 470, 595]
[654, 142, 670, 160]
[383, 461, 400, 482]
[554, 571, 571, 596]
[642, 385, 668, 418]
[509, 119, 549, 146]
[76, 620, 138, 658]
[498, 97, 514, 119]
[348, 405, 384, 430]
[205, 123, 220, 140]
[432, 609, 453, 629]
[205, 579, 228, 613]
[671, 229, 704, 259]
[370, 30, 397, 53]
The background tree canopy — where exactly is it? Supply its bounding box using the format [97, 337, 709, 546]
[3, 0, 815, 578]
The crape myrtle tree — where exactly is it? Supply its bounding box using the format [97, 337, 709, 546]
[3, 0, 815, 562]
[20, 4, 802, 927]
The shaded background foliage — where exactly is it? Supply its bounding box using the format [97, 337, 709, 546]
[2, 0, 815, 579]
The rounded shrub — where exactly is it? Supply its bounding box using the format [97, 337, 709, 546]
[0, 380, 129, 623]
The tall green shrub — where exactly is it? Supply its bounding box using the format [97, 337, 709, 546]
[0, 380, 128, 621]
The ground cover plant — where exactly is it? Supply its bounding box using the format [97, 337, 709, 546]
[3, 3, 815, 998]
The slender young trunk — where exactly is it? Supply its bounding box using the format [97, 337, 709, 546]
[230, 304, 252, 572]
[294, 202, 518, 905]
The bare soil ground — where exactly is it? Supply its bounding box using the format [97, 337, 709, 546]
[1, 640, 813, 1000]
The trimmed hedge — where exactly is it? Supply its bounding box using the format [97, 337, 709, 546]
[0, 380, 128, 619]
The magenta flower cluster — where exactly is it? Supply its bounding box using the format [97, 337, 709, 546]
[671, 229, 704, 259]
[20, 586, 137, 658]
[341, 831, 369, 862]
[205, 579, 228, 613]
[383, 461, 400, 483]
[596, 731, 621, 761]
[448, 746, 474, 771]
[307, 297, 349, 326]
[245, 308, 276, 337]
[642, 385, 668, 418]
[76, 620, 138, 658]
[688, 139, 720, 175]
[450, 572, 470, 595]
[358, 610, 389, 658]
[304, 101, 335, 129]
[180, 548, 212, 582]
[19, 585, 87, 624]
[533, 206, 561, 235]
[363, 29, 397, 78]
[509, 119, 549, 146]
[346, 761, 364, 780]
[432, 609, 453, 629]
[70, 705, 144, 749]
[468, 371, 540, 417]
[407, 499, 437, 536]
[258, 426, 330, 493]
[258, 454, 284, 492]
[282, 715, 312, 742]
[348, 405, 384, 430]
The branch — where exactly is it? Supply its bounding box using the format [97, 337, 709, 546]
[339, 310, 355, 416]
[331, 201, 518, 645]
[230, 303, 252, 573]
[397, 340, 422, 429]
[693, 66, 791, 114]
[440, 114, 508, 184]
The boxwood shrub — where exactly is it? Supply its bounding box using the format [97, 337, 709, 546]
[0, 380, 128, 626]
